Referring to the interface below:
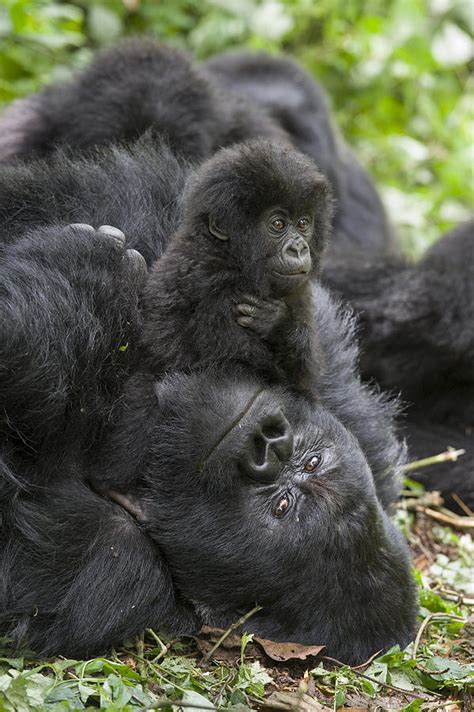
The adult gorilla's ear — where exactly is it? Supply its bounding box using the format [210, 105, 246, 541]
[208, 214, 229, 241]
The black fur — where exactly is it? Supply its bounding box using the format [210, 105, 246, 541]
[324, 220, 474, 508]
[0, 41, 392, 265]
[0, 141, 416, 661]
[204, 51, 397, 260]
[0, 40, 286, 163]
[141, 140, 332, 396]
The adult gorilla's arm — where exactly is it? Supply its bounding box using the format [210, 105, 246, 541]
[0, 224, 145, 452]
[2, 476, 199, 657]
[0, 138, 187, 265]
[311, 284, 406, 509]
[0, 223, 200, 655]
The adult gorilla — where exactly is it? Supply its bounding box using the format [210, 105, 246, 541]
[0, 139, 416, 661]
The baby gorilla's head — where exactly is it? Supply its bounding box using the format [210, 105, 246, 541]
[141, 371, 417, 664]
[179, 140, 333, 295]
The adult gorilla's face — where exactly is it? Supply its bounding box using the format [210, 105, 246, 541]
[142, 373, 416, 664]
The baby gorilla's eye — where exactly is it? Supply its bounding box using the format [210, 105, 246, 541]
[303, 455, 321, 473]
[272, 218, 286, 231]
[272, 494, 291, 518]
[297, 217, 310, 231]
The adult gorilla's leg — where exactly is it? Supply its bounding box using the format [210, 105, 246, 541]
[0, 223, 145, 455]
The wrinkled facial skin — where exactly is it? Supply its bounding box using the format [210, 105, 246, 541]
[263, 207, 313, 292]
[142, 373, 417, 664]
[208, 204, 314, 296]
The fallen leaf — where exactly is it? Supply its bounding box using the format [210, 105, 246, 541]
[255, 638, 325, 662]
[266, 691, 330, 711]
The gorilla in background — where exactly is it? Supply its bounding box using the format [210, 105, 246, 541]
[0, 40, 394, 264]
[0, 139, 416, 661]
[324, 220, 474, 507]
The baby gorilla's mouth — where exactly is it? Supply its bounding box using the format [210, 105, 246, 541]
[273, 269, 309, 276]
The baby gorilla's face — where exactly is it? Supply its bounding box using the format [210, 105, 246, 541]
[142, 373, 416, 663]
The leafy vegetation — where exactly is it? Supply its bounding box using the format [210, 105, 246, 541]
[1, 499, 473, 710]
[0, 0, 472, 252]
[0, 2, 472, 708]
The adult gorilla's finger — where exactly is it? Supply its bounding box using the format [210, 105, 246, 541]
[98, 224, 126, 245]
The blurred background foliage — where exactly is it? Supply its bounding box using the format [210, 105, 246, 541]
[0, 0, 472, 254]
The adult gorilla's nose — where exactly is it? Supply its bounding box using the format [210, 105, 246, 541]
[242, 408, 294, 482]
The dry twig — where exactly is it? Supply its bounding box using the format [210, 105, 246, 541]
[202, 604, 262, 663]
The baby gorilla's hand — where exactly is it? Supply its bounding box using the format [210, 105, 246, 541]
[236, 294, 288, 340]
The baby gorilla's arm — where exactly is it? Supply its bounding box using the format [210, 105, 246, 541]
[236, 294, 288, 339]
[235, 293, 319, 395]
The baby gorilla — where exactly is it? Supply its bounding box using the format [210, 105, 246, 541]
[142, 140, 332, 394]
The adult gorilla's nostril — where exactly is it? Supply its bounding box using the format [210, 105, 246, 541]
[243, 408, 294, 482]
[260, 409, 294, 459]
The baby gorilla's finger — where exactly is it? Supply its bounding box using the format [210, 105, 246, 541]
[98, 224, 126, 246]
[237, 303, 257, 316]
[68, 223, 95, 233]
[240, 293, 265, 307]
[236, 316, 255, 328]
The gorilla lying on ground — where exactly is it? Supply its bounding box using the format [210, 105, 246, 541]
[0, 139, 416, 661]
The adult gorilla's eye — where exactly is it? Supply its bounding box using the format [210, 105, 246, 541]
[272, 494, 291, 518]
[297, 217, 310, 231]
[272, 218, 286, 231]
[303, 455, 321, 473]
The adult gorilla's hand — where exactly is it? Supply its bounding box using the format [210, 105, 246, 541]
[0, 223, 146, 452]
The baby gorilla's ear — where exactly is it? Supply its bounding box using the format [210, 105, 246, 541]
[208, 214, 229, 241]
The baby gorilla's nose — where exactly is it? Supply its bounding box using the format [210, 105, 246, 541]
[287, 237, 308, 258]
[282, 236, 311, 274]
[243, 409, 294, 482]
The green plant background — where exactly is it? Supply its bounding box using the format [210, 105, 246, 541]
[0, 0, 472, 253]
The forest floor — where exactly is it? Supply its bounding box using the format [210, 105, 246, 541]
[1, 485, 473, 712]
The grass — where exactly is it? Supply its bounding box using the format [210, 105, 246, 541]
[1, 482, 473, 711]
